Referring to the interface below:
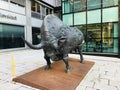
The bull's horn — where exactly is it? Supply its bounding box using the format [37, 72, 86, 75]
[22, 37, 43, 49]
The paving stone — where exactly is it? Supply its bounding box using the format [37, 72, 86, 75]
[94, 83, 118, 90]
[76, 85, 86, 90]
[85, 87, 97, 90]
[0, 49, 120, 90]
[0, 82, 20, 90]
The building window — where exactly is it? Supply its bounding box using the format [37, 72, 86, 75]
[102, 22, 118, 53]
[0, 24, 25, 49]
[31, 1, 53, 19]
[87, 0, 101, 10]
[76, 25, 87, 52]
[10, 0, 25, 7]
[103, 0, 118, 7]
[63, 14, 73, 25]
[37, 3, 40, 13]
[62, 0, 119, 55]
[64, 0, 73, 13]
[74, 0, 86, 12]
[31, 1, 36, 11]
[46, 8, 53, 15]
[102, 7, 118, 22]
[74, 12, 86, 25]
[87, 10, 101, 24]
[86, 24, 102, 52]
[31, 1, 41, 19]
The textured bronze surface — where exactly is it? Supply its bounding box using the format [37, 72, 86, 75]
[13, 58, 94, 90]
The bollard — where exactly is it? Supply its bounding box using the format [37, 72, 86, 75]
[11, 55, 16, 78]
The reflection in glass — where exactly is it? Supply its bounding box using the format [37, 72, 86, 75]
[31, 0, 36, 11]
[76, 25, 87, 52]
[87, 0, 101, 10]
[74, 12, 86, 25]
[64, 0, 73, 13]
[102, 7, 118, 23]
[0, 24, 25, 49]
[103, 0, 118, 7]
[87, 10, 101, 24]
[87, 24, 101, 52]
[63, 14, 73, 25]
[102, 23, 118, 53]
[74, 0, 86, 12]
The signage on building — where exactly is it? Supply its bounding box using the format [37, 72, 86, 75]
[0, 13, 17, 20]
[0, 9, 26, 25]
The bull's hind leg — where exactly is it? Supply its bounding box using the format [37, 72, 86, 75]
[44, 55, 51, 70]
[63, 54, 70, 74]
[77, 45, 84, 63]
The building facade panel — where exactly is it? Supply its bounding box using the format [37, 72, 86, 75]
[62, 0, 120, 57]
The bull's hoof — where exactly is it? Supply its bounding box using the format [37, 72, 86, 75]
[45, 65, 51, 70]
[66, 69, 71, 74]
[80, 60, 84, 64]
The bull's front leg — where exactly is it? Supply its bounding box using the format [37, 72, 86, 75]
[63, 54, 70, 74]
[44, 55, 51, 70]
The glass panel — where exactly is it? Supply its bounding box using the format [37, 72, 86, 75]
[37, 4, 40, 13]
[31, 1, 36, 12]
[74, 12, 86, 25]
[87, 0, 101, 10]
[76, 25, 87, 52]
[103, 0, 118, 7]
[87, 10, 101, 24]
[63, 14, 73, 25]
[102, 23, 118, 53]
[62, 2, 65, 13]
[103, 7, 118, 22]
[74, 0, 86, 12]
[64, 0, 73, 13]
[87, 24, 101, 52]
[0, 24, 25, 49]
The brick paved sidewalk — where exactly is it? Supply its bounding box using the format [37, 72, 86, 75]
[0, 49, 120, 90]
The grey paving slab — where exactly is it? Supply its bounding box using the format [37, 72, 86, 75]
[0, 49, 120, 90]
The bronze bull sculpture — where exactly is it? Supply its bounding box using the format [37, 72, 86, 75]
[23, 14, 84, 73]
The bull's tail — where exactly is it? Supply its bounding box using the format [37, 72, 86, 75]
[21, 37, 43, 49]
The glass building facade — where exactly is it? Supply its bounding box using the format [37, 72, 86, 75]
[62, 0, 120, 57]
[0, 24, 25, 49]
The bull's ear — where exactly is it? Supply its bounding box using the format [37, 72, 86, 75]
[58, 37, 66, 45]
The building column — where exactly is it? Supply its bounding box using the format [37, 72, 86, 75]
[25, 0, 32, 48]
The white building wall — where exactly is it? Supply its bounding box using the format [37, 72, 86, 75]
[42, 0, 55, 6]
[0, 0, 25, 15]
[31, 18, 43, 28]
[25, 0, 32, 46]
[0, 9, 26, 25]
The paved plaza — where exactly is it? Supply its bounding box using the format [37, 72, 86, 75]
[0, 49, 120, 90]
